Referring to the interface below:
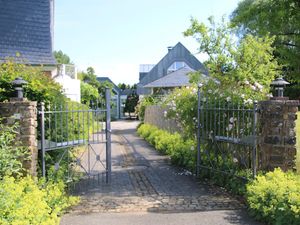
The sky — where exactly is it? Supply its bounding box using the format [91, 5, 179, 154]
[54, 0, 241, 85]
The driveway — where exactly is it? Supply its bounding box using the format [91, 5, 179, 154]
[61, 120, 262, 225]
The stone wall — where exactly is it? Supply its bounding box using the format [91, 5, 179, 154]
[259, 99, 299, 171]
[144, 105, 181, 134]
[0, 99, 38, 176]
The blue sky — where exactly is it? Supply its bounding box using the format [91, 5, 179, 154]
[54, 0, 240, 85]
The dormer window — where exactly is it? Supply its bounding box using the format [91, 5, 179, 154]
[167, 61, 187, 74]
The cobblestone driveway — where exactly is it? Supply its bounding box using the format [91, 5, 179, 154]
[66, 121, 246, 215]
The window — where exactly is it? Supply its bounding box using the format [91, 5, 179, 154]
[167, 61, 187, 73]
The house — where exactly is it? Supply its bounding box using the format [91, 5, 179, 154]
[137, 42, 208, 95]
[96, 77, 121, 119]
[0, 0, 81, 102]
[54, 64, 81, 102]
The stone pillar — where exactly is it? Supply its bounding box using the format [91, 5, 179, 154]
[0, 99, 38, 176]
[259, 98, 299, 171]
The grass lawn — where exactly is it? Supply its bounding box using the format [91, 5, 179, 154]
[296, 112, 300, 172]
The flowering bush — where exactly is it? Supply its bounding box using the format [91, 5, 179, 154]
[0, 176, 78, 225]
[0, 121, 78, 225]
[164, 77, 270, 139]
[247, 169, 300, 225]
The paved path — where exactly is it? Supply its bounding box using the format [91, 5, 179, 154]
[61, 121, 262, 225]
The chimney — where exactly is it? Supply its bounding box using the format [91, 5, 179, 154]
[167, 46, 173, 52]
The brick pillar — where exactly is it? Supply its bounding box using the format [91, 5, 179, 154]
[259, 98, 299, 171]
[0, 99, 38, 176]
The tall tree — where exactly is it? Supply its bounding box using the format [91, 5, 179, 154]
[53, 50, 72, 64]
[118, 83, 127, 90]
[184, 16, 279, 97]
[230, 0, 300, 84]
[124, 91, 139, 118]
[78, 67, 100, 89]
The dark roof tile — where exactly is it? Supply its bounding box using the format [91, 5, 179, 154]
[0, 0, 56, 65]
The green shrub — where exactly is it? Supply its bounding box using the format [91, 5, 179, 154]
[0, 121, 29, 179]
[0, 121, 78, 224]
[137, 124, 196, 172]
[247, 168, 300, 225]
[0, 60, 65, 104]
[80, 82, 99, 104]
[0, 176, 78, 225]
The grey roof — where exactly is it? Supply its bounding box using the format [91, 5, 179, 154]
[137, 42, 208, 95]
[96, 77, 120, 94]
[144, 67, 195, 88]
[0, 0, 56, 65]
[139, 42, 208, 86]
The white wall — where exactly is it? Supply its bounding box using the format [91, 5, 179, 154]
[54, 75, 81, 102]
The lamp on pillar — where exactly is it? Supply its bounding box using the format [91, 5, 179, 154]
[11, 77, 27, 99]
[270, 77, 289, 99]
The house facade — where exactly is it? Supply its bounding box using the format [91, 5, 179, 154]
[137, 42, 208, 95]
[0, 0, 81, 102]
[54, 64, 81, 102]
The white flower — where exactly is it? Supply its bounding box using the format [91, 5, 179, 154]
[184, 170, 192, 176]
[250, 85, 256, 90]
[192, 88, 197, 93]
[190, 146, 195, 151]
[244, 80, 250, 85]
[214, 79, 221, 85]
[254, 82, 263, 90]
[202, 97, 207, 102]
[193, 117, 197, 121]
[241, 94, 245, 99]
[208, 89, 213, 94]
[226, 124, 233, 131]
[244, 99, 253, 105]
[266, 93, 273, 98]
[226, 96, 231, 102]
[229, 117, 234, 123]
[233, 158, 238, 163]
[163, 111, 168, 118]
[220, 93, 224, 97]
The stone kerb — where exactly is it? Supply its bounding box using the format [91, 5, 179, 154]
[144, 105, 181, 134]
[0, 99, 38, 176]
[259, 99, 299, 171]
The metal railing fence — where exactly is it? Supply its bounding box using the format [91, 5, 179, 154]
[38, 89, 111, 189]
[196, 89, 258, 180]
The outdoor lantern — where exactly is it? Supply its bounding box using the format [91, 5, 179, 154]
[11, 77, 27, 99]
[270, 77, 289, 98]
